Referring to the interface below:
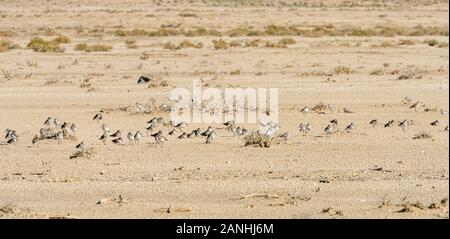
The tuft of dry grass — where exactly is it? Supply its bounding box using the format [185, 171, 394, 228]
[179, 40, 203, 49]
[423, 39, 439, 46]
[334, 66, 353, 74]
[69, 148, 96, 159]
[27, 37, 64, 53]
[279, 37, 296, 45]
[0, 39, 20, 52]
[178, 12, 198, 18]
[398, 39, 415, 45]
[125, 38, 138, 49]
[212, 39, 228, 49]
[51, 35, 71, 44]
[75, 43, 112, 52]
[162, 42, 180, 50]
[245, 39, 261, 47]
[243, 132, 272, 148]
[413, 131, 432, 139]
[370, 69, 385, 75]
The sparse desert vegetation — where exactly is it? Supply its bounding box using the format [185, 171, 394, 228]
[75, 43, 113, 52]
[0, 0, 448, 219]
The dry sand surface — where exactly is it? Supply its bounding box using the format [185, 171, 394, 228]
[0, 0, 449, 218]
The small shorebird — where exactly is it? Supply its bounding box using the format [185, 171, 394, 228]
[146, 123, 156, 136]
[5, 129, 16, 139]
[69, 123, 77, 133]
[224, 120, 234, 131]
[298, 123, 312, 135]
[440, 109, 448, 115]
[205, 131, 216, 144]
[178, 132, 187, 139]
[343, 108, 354, 113]
[410, 101, 421, 112]
[32, 135, 39, 146]
[134, 131, 143, 144]
[110, 130, 121, 138]
[201, 126, 213, 137]
[324, 124, 334, 135]
[174, 122, 188, 130]
[151, 130, 162, 141]
[75, 141, 85, 150]
[192, 128, 201, 137]
[278, 132, 289, 141]
[127, 132, 134, 144]
[137, 75, 152, 84]
[384, 120, 395, 128]
[147, 117, 159, 125]
[300, 106, 309, 119]
[445, 126, 449, 131]
[235, 126, 243, 136]
[93, 113, 103, 123]
[61, 122, 68, 129]
[99, 132, 108, 145]
[44, 117, 55, 126]
[345, 123, 356, 132]
[112, 137, 124, 145]
[168, 129, 178, 136]
[56, 131, 64, 144]
[54, 118, 62, 128]
[101, 124, 110, 133]
[7, 135, 18, 145]
[370, 119, 378, 128]
[398, 120, 409, 131]
[330, 119, 338, 127]
[152, 131, 167, 145]
[430, 120, 440, 126]
[187, 132, 195, 138]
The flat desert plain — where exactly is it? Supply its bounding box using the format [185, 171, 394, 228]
[0, 0, 449, 218]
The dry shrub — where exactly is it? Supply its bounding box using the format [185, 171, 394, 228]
[334, 66, 353, 74]
[413, 131, 432, 139]
[243, 132, 272, 148]
[27, 37, 64, 53]
[228, 40, 242, 47]
[0, 30, 16, 37]
[438, 42, 449, 48]
[245, 39, 261, 47]
[52, 35, 71, 44]
[423, 39, 439, 46]
[264, 40, 287, 48]
[212, 39, 228, 49]
[75, 43, 112, 52]
[279, 37, 296, 45]
[0, 39, 20, 52]
[398, 201, 424, 213]
[162, 42, 180, 50]
[179, 40, 203, 49]
[398, 39, 415, 45]
[125, 38, 138, 49]
[70, 148, 96, 159]
[312, 102, 333, 113]
[178, 12, 198, 17]
[230, 69, 241, 75]
[370, 69, 385, 75]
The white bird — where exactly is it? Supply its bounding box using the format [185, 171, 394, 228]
[127, 132, 134, 145]
[101, 124, 110, 133]
[205, 131, 216, 144]
[134, 131, 143, 144]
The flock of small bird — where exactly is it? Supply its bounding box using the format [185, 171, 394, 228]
[1, 97, 448, 155]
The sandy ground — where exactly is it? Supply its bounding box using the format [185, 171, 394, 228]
[0, 0, 449, 218]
